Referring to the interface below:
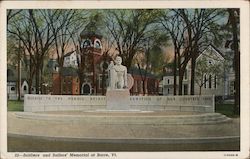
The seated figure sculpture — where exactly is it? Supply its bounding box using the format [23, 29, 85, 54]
[108, 56, 127, 90]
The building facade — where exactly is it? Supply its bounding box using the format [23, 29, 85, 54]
[52, 31, 160, 96]
[162, 45, 235, 99]
[129, 67, 159, 96]
[52, 31, 109, 95]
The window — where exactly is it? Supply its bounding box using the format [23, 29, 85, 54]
[184, 69, 188, 79]
[167, 88, 170, 94]
[94, 41, 101, 48]
[11, 87, 15, 91]
[167, 79, 170, 84]
[24, 86, 27, 91]
[184, 84, 188, 95]
[230, 81, 235, 95]
[204, 75, 207, 88]
[208, 75, 212, 89]
[82, 40, 91, 48]
[214, 75, 217, 89]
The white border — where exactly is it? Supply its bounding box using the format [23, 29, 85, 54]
[0, 1, 249, 159]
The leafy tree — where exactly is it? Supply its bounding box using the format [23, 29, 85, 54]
[133, 33, 168, 95]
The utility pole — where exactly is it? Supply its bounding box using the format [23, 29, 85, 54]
[17, 39, 21, 101]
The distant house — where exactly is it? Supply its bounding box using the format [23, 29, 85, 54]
[63, 50, 80, 68]
[162, 44, 235, 98]
[129, 67, 160, 96]
[162, 71, 176, 96]
[7, 68, 35, 100]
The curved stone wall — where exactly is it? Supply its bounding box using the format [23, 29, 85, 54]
[24, 95, 214, 113]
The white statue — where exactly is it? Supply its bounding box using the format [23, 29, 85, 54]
[108, 56, 128, 89]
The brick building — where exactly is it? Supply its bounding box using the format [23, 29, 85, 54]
[129, 67, 159, 95]
[52, 31, 160, 95]
[52, 31, 110, 95]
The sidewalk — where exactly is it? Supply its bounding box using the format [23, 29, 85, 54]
[7, 111, 240, 151]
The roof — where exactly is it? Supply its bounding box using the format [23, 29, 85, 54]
[210, 44, 225, 58]
[164, 72, 175, 76]
[61, 67, 78, 77]
[199, 44, 225, 60]
[7, 68, 17, 82]
[7, 68, 28, 82]
[47, 59, 59, 68]
[128, 67, 157, 78]
[80, 21, 102, 39]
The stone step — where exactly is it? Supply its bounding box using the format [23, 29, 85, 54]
[15, 112, 232, 125]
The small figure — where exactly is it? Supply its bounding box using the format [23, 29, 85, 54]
[108, 61, 115, 89]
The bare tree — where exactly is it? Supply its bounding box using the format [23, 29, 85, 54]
[160, 10, 186, 95]
[161, 9, 225, 95]
[105, 9, 161, 70]
[8, 10, 57, 94]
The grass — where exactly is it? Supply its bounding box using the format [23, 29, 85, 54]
[215, 103, 239, 118]
[7, 100, 24, 111]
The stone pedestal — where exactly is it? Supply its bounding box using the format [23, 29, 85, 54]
[106, 89, 130, 110]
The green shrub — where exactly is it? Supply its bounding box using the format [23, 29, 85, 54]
[215, 103, 239, 118]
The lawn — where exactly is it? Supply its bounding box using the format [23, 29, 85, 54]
[7, 100, 24, 111]
[215, 103, 239, 118]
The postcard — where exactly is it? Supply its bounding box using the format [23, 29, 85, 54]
[0, 1, 249, 159]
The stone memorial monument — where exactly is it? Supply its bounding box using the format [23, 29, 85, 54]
[106, 56, 131, 110]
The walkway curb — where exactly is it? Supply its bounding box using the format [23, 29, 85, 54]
[8, 133, 240, 144]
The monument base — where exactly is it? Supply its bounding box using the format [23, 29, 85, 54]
[106, 89, 130, 110]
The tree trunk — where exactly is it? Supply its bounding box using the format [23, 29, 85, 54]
[177, 50, 183, 95]
[229, 9, 240, 115]
[101, 55, 107, 95]
[142, 80, 146, 96]
[190, 56, 196, 95]
[17, 40, 21, 100]
[178, 69, 184, 95]
[40, 66, 43, 94]
[173, 50, 177, 95]
[35, 64, 40, 94]
[199, 86, 202, 95]
[28, 58, 33, 94]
